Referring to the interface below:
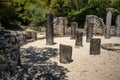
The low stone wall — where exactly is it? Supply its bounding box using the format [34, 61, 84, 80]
[0, 30, 38, 79]
[0, 30, 21, 79]
[11, 31, 37, 46]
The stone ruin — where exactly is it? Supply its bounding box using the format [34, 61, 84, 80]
[53, 17, 70, 36]
[101, 43, 120, 52]
[11, 31, 37, 46]
[116, 15, 120, 37]
[0, 30, 38, 79]
[110, 26, 116, 36]
[0, 30, 21, 79]
[84, 15, 105, 35]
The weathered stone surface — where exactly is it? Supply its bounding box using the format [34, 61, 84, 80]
[10, 31, 37, 46]
[65, 27, 71, 36]
[105, 8, 113, 39]
[110, 26, 116, 36]
[101, 43, 120, 52]
[46, 13, 54, 45]
[70, 22, 77, 39]
[0, 30, 21, 79]
[90, 38, 101, 55]
[75, 31, 83, 47]
[53, 17, 68, 36]
[60, 44, 72, 63]
[116, 15, 120, 37]
[24, 31, 37, 42]
[86, 21, 93, 42]
[84, 15, 105, 35]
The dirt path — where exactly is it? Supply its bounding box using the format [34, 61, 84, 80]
[22, 36, 120, 80]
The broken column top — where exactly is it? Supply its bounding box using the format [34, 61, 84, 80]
[106, 8, 113, 12]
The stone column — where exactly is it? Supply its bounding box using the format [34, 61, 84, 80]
[60, 44, 73, 63]
[46, 13, 54, 45]
[58, 17, 65, 36]
[116, 15, 120, 37]
[86, 21, 93, 42]
[70, 22, 77, 39]
[90, 38, 101, 55]
[105, 8, 113, 39]
[75, 31, 83, 47]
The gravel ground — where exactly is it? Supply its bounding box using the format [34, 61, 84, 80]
[21, 36, 120, 80]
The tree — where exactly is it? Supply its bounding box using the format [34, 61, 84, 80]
[0, 0, 17, 26]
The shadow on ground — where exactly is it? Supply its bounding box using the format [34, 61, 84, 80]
[20, 46, 69, 80]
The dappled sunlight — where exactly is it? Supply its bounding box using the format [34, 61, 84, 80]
[20, 46, 69, 80]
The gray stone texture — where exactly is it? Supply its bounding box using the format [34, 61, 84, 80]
[116, 15, 120, 37]
[84, 15, 105, 35]
[110, 26, 116, 36]
[105, 8, 113, 39]
[53, 17, 68, 36]
[75, 31, 83, 47]
[90, 38, 101, 55]
[60, 44, 72, 63]
[11, 31, 37, 46]
[46, 13, 54, 45]
[70, 22, 78, 39]
[86, 21, 93, 42]
[0, 30, 21, 78]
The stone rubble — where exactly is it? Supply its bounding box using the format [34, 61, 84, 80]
[10, 31, 37, 46]
[84, 15, 105, 35]
[0, 30, 21, 79]
[53, 17, 71, 36]
[0, 30, 38, 80]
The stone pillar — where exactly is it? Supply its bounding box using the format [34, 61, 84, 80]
[90, 38, 101, 55]
[105, 8, 113, 39]
[59, 18, 65, 36]
[75, 31, 83, 47]
[60, 44, 73, 63]
[86, 22, 93, 42]
[70, 22, 77, 39]
[116, 15, 120, 37]
[46, 13, 54, 45]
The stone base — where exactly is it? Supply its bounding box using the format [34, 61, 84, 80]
[101, 43, 120, 51]
[60, 44, 73, 64]
[46, 42, 55, 45]
[90, 38, 101, 55]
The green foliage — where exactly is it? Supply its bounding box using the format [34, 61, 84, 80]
[0, 0, 17, 23]
[4, 23, 23, 30]
[1, 0, 120, 29]
[29, 5, 46, 27]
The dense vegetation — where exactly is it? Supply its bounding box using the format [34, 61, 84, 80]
[0, 0, 120, 29]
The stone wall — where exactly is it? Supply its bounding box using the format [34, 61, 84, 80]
[11, 31, 37, 46]
[0, 30, 21, 79]
[0, 30, 37, 79]
[84, 15, 105, 35]
[53, 17, 70, 36]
